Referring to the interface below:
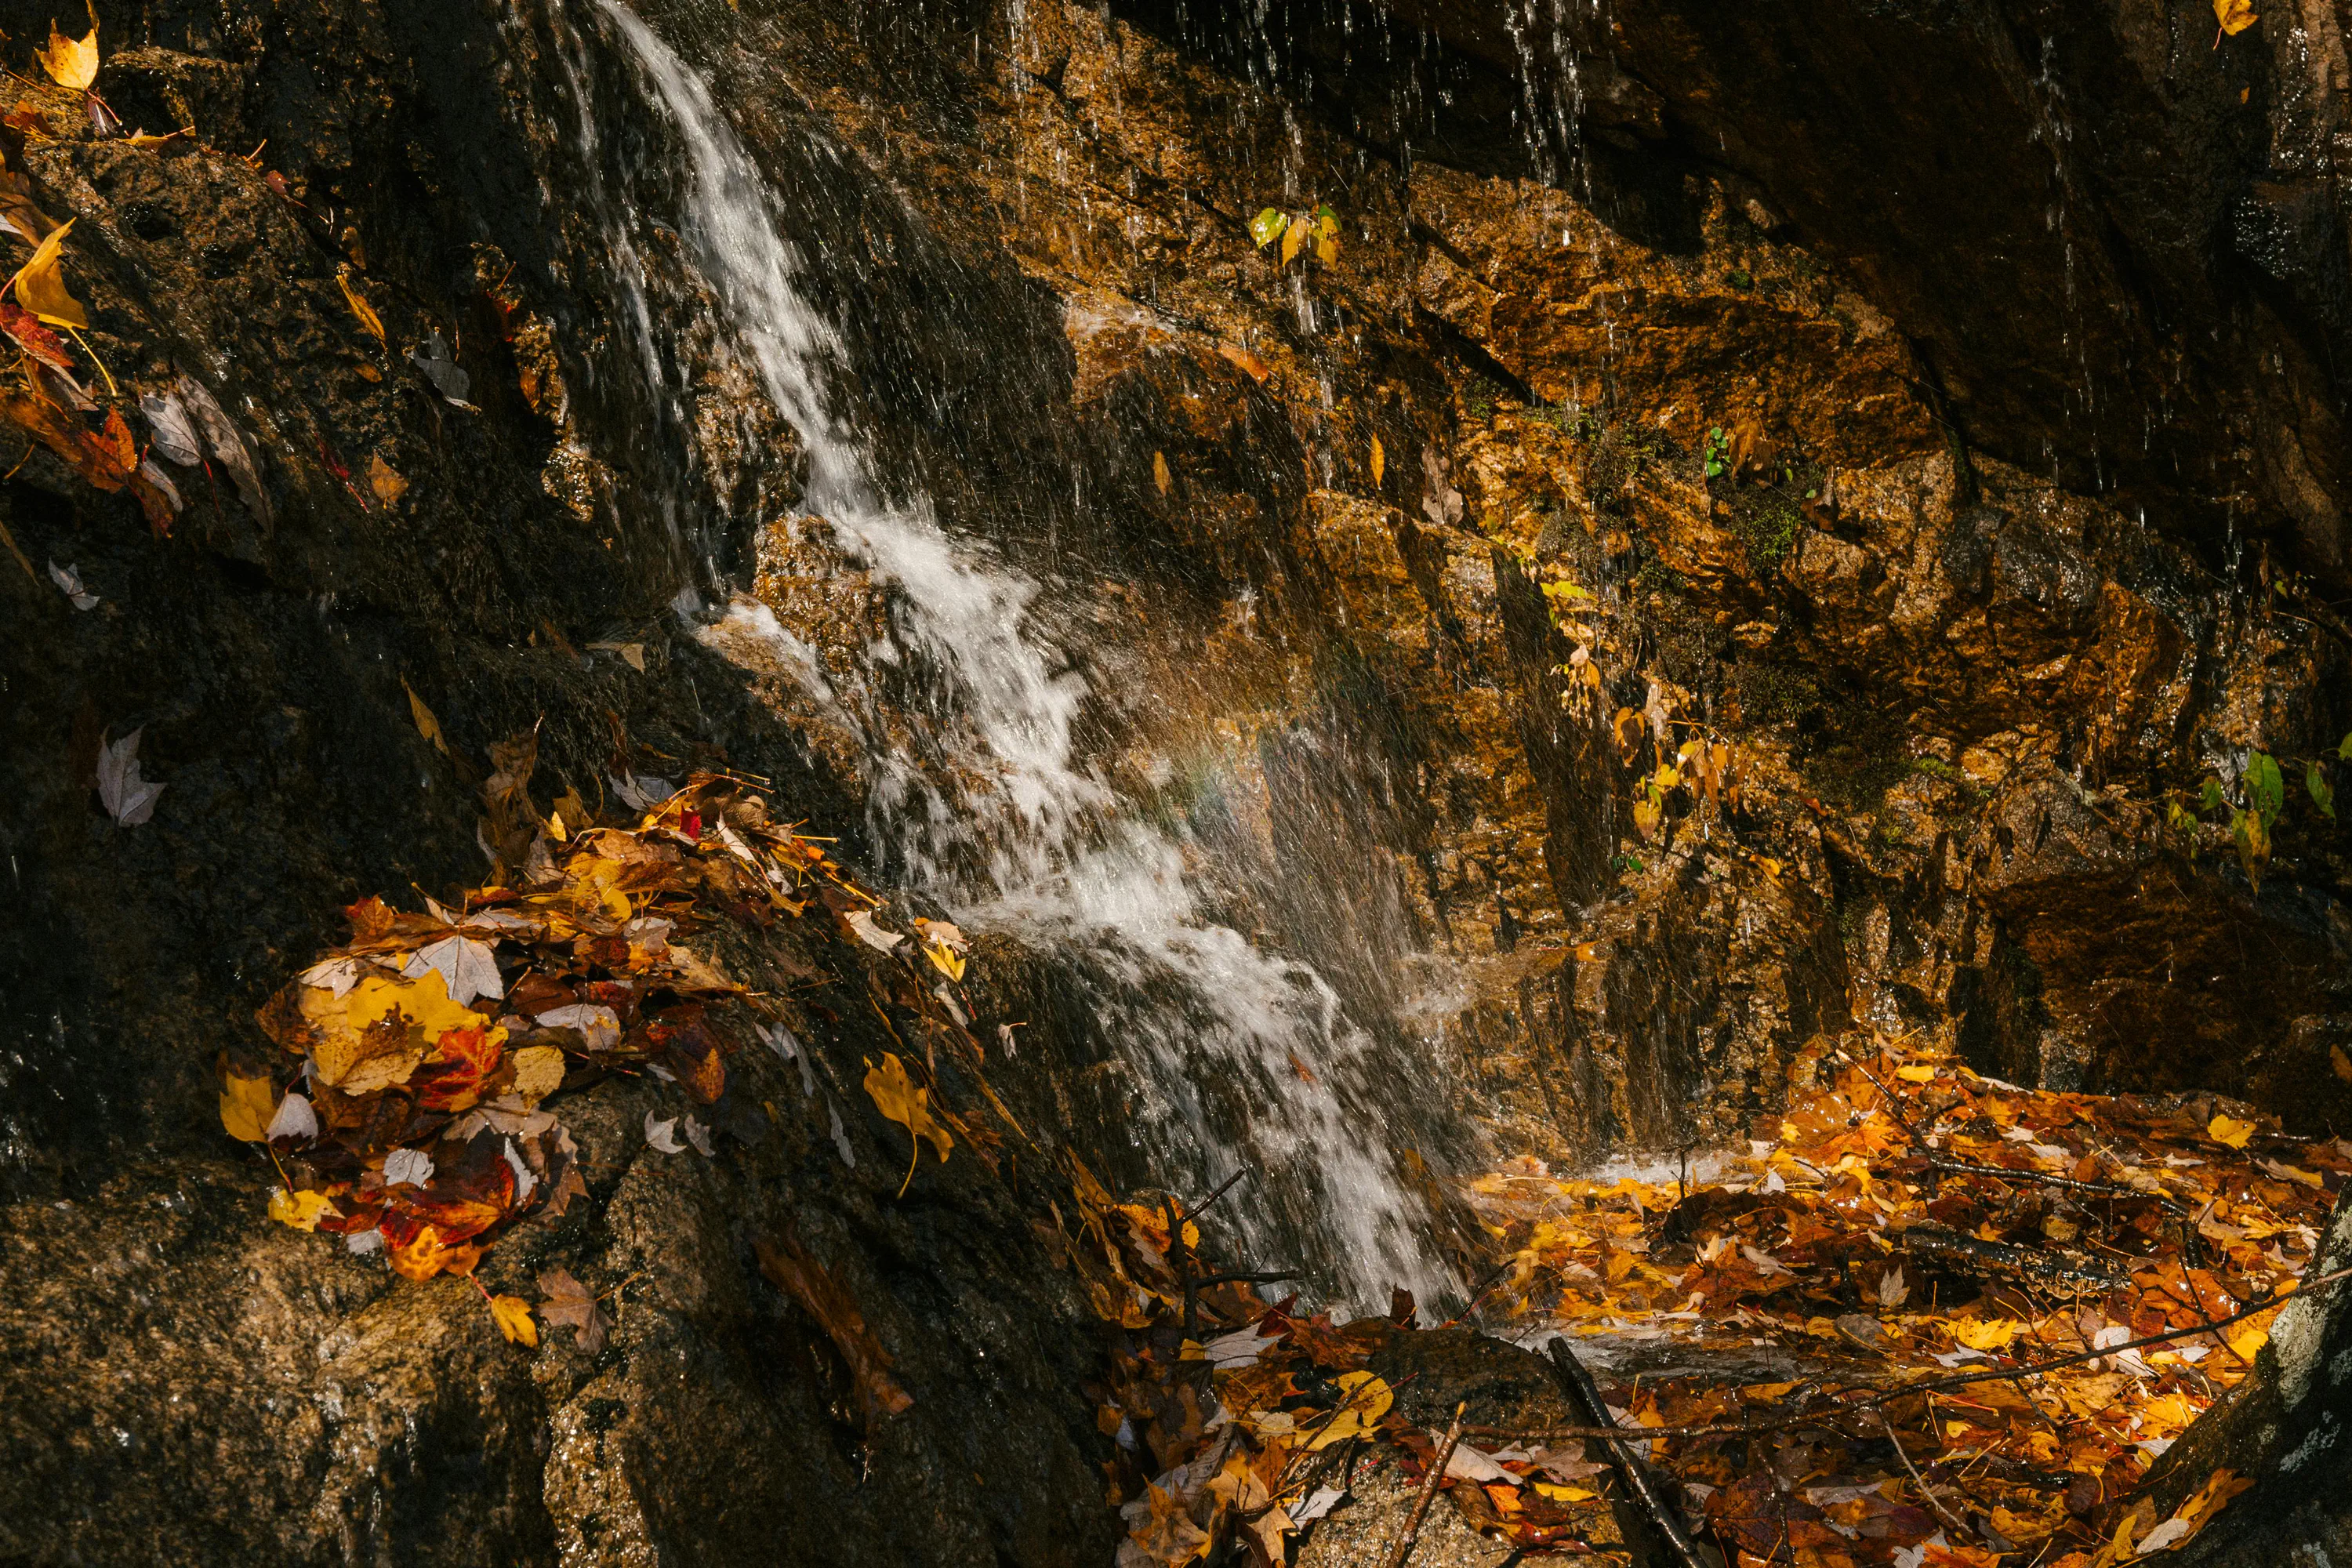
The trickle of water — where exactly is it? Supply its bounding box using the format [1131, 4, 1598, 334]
[597, 3, 1457, 1309]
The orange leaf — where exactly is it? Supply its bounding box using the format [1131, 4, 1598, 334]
[756, 1231, 913, 1428]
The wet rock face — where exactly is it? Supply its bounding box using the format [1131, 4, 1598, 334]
[1360, 0, 2352, 579]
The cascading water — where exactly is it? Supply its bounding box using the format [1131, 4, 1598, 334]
[590, 1, 1459, 1309]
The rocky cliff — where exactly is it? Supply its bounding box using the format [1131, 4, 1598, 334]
[2, 0, 2348, 1563]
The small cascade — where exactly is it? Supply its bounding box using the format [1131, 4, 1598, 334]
[593, 2, 1460, 1310]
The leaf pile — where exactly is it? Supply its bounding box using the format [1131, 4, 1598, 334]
[1464, 1042, 2343, 1566]
[224, 768, 912, 1283]
[1068, 1163, 1639, 1566]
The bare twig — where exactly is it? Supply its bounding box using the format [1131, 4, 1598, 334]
[1381, 1402, 1465, 1568]
[1882, 1410, 1972, 1541]
[1545, 1340, 1711, 1568]
[1918, 1154, 2190, 1217]
[1189, 1167, 1248, 1217]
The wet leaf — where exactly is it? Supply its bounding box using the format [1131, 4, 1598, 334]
[46, 557, 95, 608]
[537, 1267, 610, 1354]
[96, 727, 164, 826]
[756, 1231, 914, 1427]
[863, 1051, 952, 1196]
[844, 907, 904, 953]
[1279, 211, 1308, 265]
[265, 1091, 318, 1142]
[268, 1187, 336, 1230]
[34, 5, 98, 93]
[1306, 1370, 1392, 1448]
[1949, 1318, 2024, 1352]
[337, 268, 385, 343]
[1152, 448, 1171, 495]
[140, 389, 200, 466]
[0, 300, 71, 371]
[2207, 1114, 2255, 1149]
[408, 328, 470, 406]
[402, 678, 448, 757]
[1370, 434, 1384, 485]
[2245, 750, 2285, 824]
[383, 1147, 434, 1186]
[368, 452, 407, 506]
[2214, 0, 2258, 33]
[2307, 760, 2335, 821]
[489, 1294, 538, 1346]
[644, 1111, 684, 1153]
[172, 374, 270, 524]
[1249, 207, 1289, 249]
[10, 217, 86, 328]
[401, 935, 504, 1006]
[219, 1070, 275, 1142]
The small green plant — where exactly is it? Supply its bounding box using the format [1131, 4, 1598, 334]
[1727, 268, 1755, 291]
[2165, 738, 2345, 888]
[1613, 852, 1646, 874]
[1703, 426, 1731, 478]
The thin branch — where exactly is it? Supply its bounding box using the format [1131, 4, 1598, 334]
[1381, 1402, 1465, 1568]
[1882, 1410, 1972, 1541]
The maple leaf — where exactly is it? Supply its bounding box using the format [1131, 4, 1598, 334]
[2214, 0, 2258, 34]
[218, 1070, 275, 1142]
[292, 970, 493, 1094]
[96, 727, 163, 825]
[506, 1044, 565, 1105]
[9, 218, 85, 328]
[489, 1294, 538, 1346]
[33, 6, 98, 93]
[401, 935, 504, 1006]
[387, 1222, 481, 1282]
[863, 1051, 952, 1196]
[0, 300, 71, 372]
[756, 1232, 914, 1428]
[537, 1267, 611, 1354]
[171, 374, 270, 526]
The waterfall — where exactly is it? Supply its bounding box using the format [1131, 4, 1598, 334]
[593, 2, 1456, 1310]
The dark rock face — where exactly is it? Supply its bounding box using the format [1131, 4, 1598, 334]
[1363, 0, 2352, 577]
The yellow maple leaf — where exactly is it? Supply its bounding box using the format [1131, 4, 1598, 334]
[267, 1187, 336, 1230]
[2214, 0, 2258, 34]
[219, 1070, 276, 1142]
[1306, 1370, 1392, 1449]
[863, 1051, 952, 1196]
[506, 1044, 565, 1105]
[299, 968, 495, 1094]
[489, 1294, 539, 1346]
[10, 217, 87, 329]
[2208, 1113, 2256, 1149]
[34, 5, 99, 93]
[1896, 1064, 1937, 1083]
[921, 941, 966, 982]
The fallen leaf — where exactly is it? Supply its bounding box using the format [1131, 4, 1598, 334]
[337, 269, 385, 343]
[408, 328, 471, 405]
[2208, 1114, 2256, 1150]
[402, 678, 449, 757]
[96, 727, 164, 826]
[1876, 1264, 1909, 1308]
[268, 1187, 336, 1230]
[644, 1111, 683, 1153]
[756, 1230, 913, 1427]
[863, 1051, 952, 1196]
[537, 1267, 610, 1353]
[172, 374, 270, 525]
[1896, 1065, 1937, 1083]
[1370, 434, 1385, 486]
[10, 218, 86, 328]
[219, 1070, 275, 1142]
[368, 452, 407, 506]
[140, 388, 201, 466]
[1949, 1318, 2026, 1352]
[265, 1091, 318, 1142]
[295, 969, 492, 1094]
[489, 1294, 538, 1346]
[401, 935, 504, 1005]
[387, 1223, 481, 1282]
[2214, 0, 2258, 34]
[507, 1044, 564, 1105]
[34, 5, 98, 93]
[845, 908, 905, 953]
[1152, 449, 1171, 495]
[46, 558, 95, 608]
[1308, 1370, 1393, 1448]
[383, 1147, 434, 1186]
[0, 301, 72, 370]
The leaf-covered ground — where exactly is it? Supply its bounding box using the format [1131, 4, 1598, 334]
[1089, 1043, 2347, 1566]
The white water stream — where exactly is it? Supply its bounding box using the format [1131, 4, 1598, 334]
[597, 3, 1454, 1309]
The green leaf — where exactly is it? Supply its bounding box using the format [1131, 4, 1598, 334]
[2198, 779, 2228, 815]
[1250, 208, 1290, 249]
[2231, 805, 2270, 888]
[2246, 750, 2285, 826]
[2339, 731, 2352, 760]
[2309, 760, 2336, 821]
[1313, 203, 1338, 235]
